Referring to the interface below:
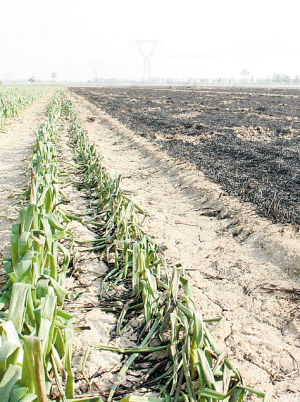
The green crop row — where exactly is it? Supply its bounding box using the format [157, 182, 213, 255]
[63, 96, 268, 402]
[0, 86, 50, 132]
[0, 92, 100, 402]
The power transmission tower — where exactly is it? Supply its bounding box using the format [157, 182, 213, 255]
[135, 40, 160, 84]
[90, 60, 102, 83]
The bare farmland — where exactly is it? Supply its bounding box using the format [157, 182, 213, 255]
[70, 86, 300, 225]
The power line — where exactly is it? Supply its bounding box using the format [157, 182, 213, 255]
[101, 53, 140, 75]
[104, 48, 133, 71]
[155, 34, 300, 60]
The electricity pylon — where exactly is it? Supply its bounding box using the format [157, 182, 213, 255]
[90, 60, 102, 83]
[135, 40, 160, 84]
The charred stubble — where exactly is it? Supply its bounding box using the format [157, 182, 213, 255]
[70, 86, 300, 225]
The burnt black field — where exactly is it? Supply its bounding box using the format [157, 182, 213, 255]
[70, 86, 300, 225]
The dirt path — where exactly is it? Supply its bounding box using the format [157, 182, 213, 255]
[67, 90, 300, 401]
[0, 91, 54, 262]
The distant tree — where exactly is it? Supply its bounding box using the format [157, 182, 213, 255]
[282, 74, 291, 85]
[263, 76, 271, 85]
[272, 74, 281, 84]
[272, 73, 291, 85]
[241, 70, 250, 81]
[28, 76, 36, 84]
[293, 75, 300, 85]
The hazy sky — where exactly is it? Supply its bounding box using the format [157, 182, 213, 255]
[1, 0, 300, 81]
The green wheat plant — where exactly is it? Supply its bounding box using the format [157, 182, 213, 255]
[0, 86, 50, 133]
[0, 92, 100, 402]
